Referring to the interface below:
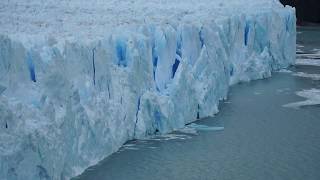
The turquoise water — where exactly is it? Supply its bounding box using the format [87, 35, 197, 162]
[73, 27, 320, 180]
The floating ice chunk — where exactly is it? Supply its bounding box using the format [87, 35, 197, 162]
[187, 123, 224, 131]
[295, 59, 320, 66]
[150, 134, 192, 141]
[293, 72, 320, 81]
[276, 69, 292, 73]
[296, 49, 303, 53]
[123, 147, 139, 151]
[283, 89, 320, 108]
[176, 127, 199, 135]
[122, 143, 136, 148]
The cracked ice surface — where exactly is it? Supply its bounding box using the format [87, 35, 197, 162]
[0, 0, 296, 179]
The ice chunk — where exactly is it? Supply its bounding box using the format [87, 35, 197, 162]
[177, 127, 199, 135]
[276, 69, 293, 73]
[187, 123, 225, 131]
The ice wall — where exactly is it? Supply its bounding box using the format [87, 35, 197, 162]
[0, 1, 295, 179]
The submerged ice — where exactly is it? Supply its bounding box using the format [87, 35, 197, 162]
[0, 0, 296, 179]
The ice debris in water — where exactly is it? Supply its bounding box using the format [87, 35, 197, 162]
[187, 123, 225, 131]
[277, 69, 292, 73]
[293, 72, 320, 81]
[296, 53, 320, 59]
[295, 59, 320, 66]
[150, 134, 193, 141]
[283, 89, 320, 108]
[177, 127, 199, 135]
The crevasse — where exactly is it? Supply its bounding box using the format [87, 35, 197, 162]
[0, 1, 295, 179]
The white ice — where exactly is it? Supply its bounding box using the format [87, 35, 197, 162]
[277, 69, 293, 73]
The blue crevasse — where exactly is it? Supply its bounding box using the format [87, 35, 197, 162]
[244, 22, 250, 46]
[115, 38, 127, 67]
[92, 48, 96, 85]
[26, 52, 36, 82]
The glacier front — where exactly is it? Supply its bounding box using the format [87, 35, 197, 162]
[0, 0, 296, 179]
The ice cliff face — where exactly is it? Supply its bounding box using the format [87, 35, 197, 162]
[0, 0, 295, 179]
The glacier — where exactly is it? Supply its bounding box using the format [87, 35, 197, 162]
[0, 0, 296, 179]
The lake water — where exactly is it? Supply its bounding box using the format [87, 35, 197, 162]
[73, 26, 320, 180]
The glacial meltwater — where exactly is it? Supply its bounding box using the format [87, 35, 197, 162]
[73, 26, 320, 180]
